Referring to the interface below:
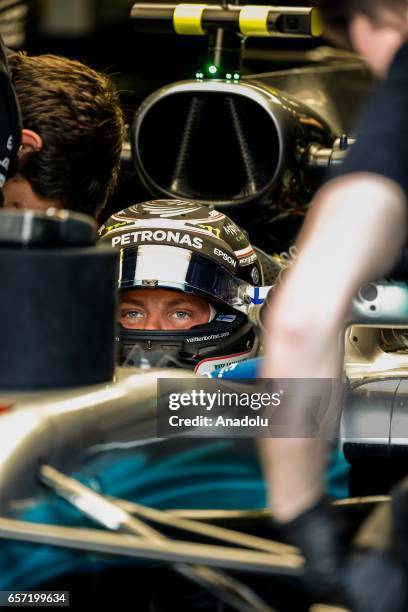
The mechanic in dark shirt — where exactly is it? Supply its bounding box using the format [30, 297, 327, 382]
[2, 52, 124, 218]
[261, 0, 408, 607]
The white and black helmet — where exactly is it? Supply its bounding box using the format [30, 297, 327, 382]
[99, 199, 266, 374]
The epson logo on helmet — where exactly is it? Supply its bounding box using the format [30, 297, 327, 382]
[112, 230, 203, 250]
[213, 248, 237, 268]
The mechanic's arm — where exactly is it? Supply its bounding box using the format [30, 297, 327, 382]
[260, 172, 407, 521]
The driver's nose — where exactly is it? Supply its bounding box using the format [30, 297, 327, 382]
[144, 312, 167, 331]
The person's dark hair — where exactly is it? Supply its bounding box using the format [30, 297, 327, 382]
[8, 52, 125, 217]
[316, 0, 408, 47]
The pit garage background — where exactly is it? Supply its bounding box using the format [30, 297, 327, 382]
[1, 0, 374, 252]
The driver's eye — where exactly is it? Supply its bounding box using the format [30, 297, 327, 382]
[122, 310, 145, 319]
[169, 311, 191, 321]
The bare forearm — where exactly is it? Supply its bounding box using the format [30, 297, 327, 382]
[261, 174, 407, 520]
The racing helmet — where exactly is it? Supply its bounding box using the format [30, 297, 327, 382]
[99, 200, 264, 374]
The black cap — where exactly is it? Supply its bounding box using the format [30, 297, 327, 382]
[0, 34, 22, 205]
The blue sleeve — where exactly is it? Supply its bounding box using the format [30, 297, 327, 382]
[331, 42, 408, 199]
[209, 357, 262, 379]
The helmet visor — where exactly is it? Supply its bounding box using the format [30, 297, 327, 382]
[118, 245, 256, 312]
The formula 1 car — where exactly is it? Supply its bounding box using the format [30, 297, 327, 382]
[0, 202, 406, 611]
[0, 3, 407, 610]
[0, 276, 405, 611]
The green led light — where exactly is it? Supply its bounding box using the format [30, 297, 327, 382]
[225, 73, 232, 80]
[233, 73, 240, 80]
[208, 65, 218, 75]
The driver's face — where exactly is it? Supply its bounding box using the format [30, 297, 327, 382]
[119, 288, 210, 331]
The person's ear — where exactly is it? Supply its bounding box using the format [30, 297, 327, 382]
[19, 129, 43, 159]
[349, 13, 375, 57]
[349, 12, 404, 77]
